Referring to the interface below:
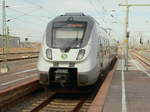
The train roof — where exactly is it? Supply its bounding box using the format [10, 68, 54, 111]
[49, 12, 96, 24]
[62, 13, 85, 16]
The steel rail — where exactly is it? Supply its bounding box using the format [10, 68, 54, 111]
[136, 52, 150, 61]
[132, 52, 150, 67]
[30, 92, 57, 112]
[0, 56, 38, 62]
[133, 54, 150, 67]
[0, 52, 39, 55]
[0, 78, 39, 111]
[72, 97, 88, 112]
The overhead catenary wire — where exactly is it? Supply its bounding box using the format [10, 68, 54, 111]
[87, 0, 118, 24]
[0, 2, 48, 39]
[7, 7, 49, 22]
[23, 0, 59, 16]
[2, 14, 46, 39]
[23, 0, 50, 12]
[0, 14, 46, 34]
[94, 0, 122, 24]
[89, 0, 123, 40]
[0, 0, 49, 43]
[87, 0, 105, 23]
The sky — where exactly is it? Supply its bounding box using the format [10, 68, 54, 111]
[0, 0, 150, 43]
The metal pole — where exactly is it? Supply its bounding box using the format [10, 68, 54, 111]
[0, 0, 9, 73]
[119, 2, 150, 70]
[2, 0, 5, 57]
[119, 4, 150, 7]
[6, 26, 10, 53]
[124, 0, 129, 71]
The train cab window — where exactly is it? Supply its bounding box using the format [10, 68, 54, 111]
[52, 22, 87, 49]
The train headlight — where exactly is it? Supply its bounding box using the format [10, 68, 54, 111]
[46, 49, 52, 59]
[76, 49, 85, 60]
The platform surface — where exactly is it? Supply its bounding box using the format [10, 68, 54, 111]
[103, 54, 150, 112]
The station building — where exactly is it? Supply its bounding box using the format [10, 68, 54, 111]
[0, 34, 20, 48]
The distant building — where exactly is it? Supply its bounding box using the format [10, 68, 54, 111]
[0, 34, 20, 48]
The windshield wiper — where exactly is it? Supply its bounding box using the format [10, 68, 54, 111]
[64, 39, 78, 52]
[64, 29, 79, 52]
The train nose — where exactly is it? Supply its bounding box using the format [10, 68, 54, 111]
[39, 72, 49, 85]
[78, 75, 88, 85]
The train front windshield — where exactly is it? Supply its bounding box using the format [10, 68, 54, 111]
[52, 22, 87, 49]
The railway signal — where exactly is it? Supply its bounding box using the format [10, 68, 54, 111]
[140, 38, 143, 45]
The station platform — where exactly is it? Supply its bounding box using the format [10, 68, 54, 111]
[103, 54, 150, 112]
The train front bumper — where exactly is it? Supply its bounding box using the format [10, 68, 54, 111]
[39, 65, 98, 87]
[39, 67, 77, 87]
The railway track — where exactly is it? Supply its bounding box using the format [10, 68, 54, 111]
[1, 76, 102, 112]
[0, 52, 39, 55]
[0, 58, 37, 77]
[22, 92, 91, 112]
[5, 65, 114, 112]
[0, 55, 38, 62]
[131, 51, 150, 67]
[0, 78, 40, 112]
[1, 57, 117, 112]
[2, 85, 94, 112]
[0, 51, 39, 62]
